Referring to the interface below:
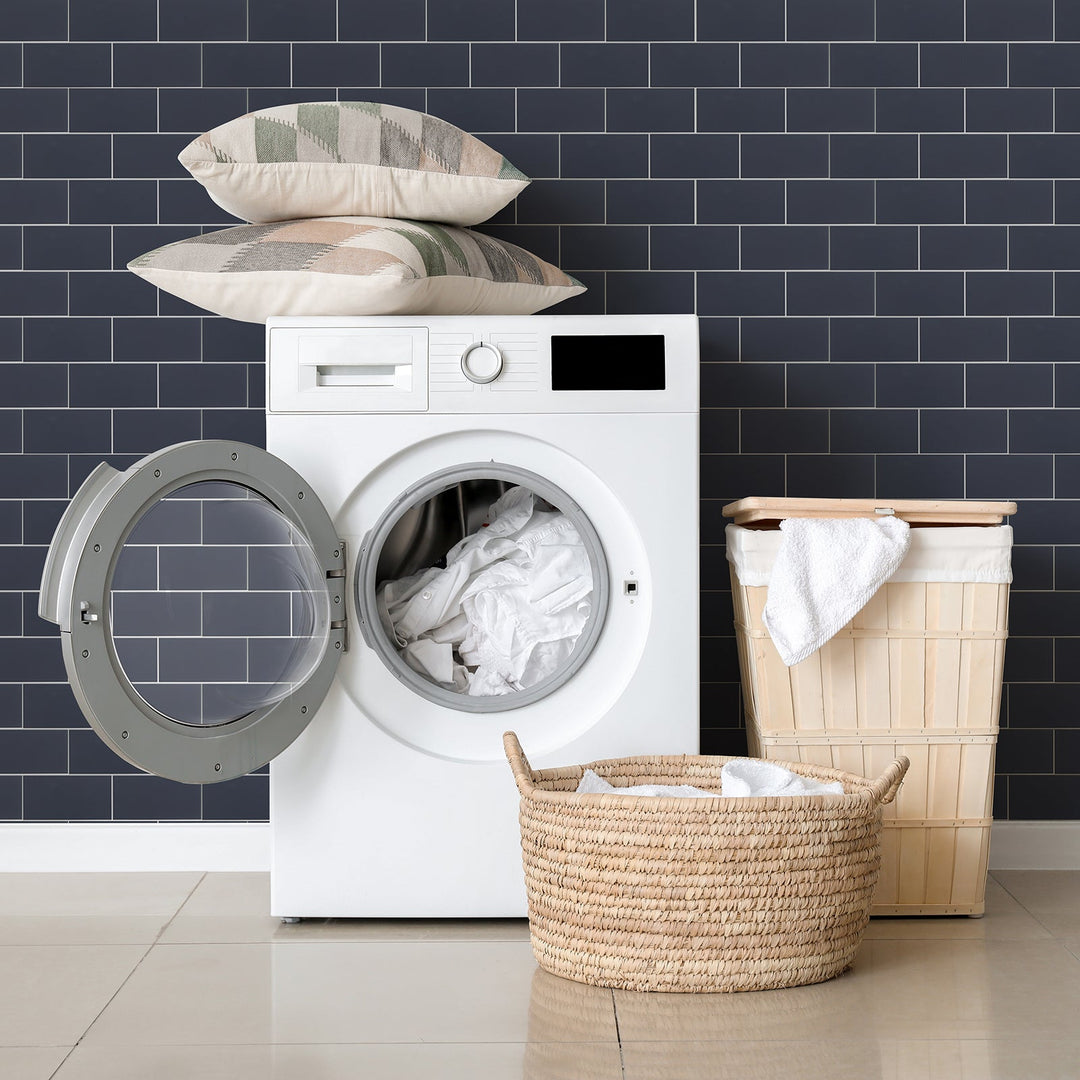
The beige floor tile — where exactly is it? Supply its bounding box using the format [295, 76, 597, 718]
[0, 1047, 72, 1080]
[0, 873, 201, 917]
[992, 870, 1080, 914]
[53, 1041, 623, 1080]
[0, 945, 146, 1046]
[622, 1038, 1080, 1080]
[82, 942, 616, 1046]
[612, 939, 1080, 1042]
[0, 916, 168, 947]
[173, 872, 268, 916]
[863, 877, 1052, 941]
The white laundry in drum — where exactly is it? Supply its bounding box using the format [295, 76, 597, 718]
[376, 486, 593, 696]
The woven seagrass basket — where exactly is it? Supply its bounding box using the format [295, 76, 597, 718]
[504, 731, 908, 993]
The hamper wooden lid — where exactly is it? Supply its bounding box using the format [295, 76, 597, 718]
[722, 497, 1017, 527]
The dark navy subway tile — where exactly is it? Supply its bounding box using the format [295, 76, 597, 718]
[920, 135, 1006, 179]
[650, 226, 738, 270]
[741, 409, 829, 454]
[697, 272, 786, 316]
[700, 362, 785, 408]
[70, 363, 158, 408]
[160, 0, 246, 39]
[698, 0, 784, 40]
[1, 455, 64, 502]
[0, 319, 20, 361]
[1009, 317, 1080, 361]
[831, 409, 918, 453]
[607, 180, 693, 224]
[0, 364, 68, 408]
[741, 135, 828, 179]
[24, 225, 112, 270]
[0, 181, 67, 225]
[112, 136, 190, 181]
[25, 135, 110, 180]
[606, 272, 694, 314]
[968, 90, 1053, 135]
[968, 271, 1053, 315]
[382, 45, 468, 88]
[740, 44, 828, 87]
[831, 316, 919, 362]
[1055, 730, 1080, 774]
[114, 775, 201, 821]
[246, 88, 338, 113]
[1011, 226, 1080, 269]
[517, 0, 605, 40]
[0, 411, 21, 452]
[741, 317, 829, 361]
[5, 0, 67, 39]
[202, 319, 264, 362]
[68, 731, 140, 775]
[202, 44, 291, 88]
[787, 271, 875, 316]
[877, 90, 964, 133]
[561, 134, 648, 178]
[0, 730, 67, 774]
[478, 135, 558, 179]
[967, 363, 1053, 406]
[0, 135, 20, 178]
[25, 44, 110, 87]
[71, 271, 157, 317]
[876, 363, 964, 408]
[0, 45, 20, 88]
[1054, 91, 1080, 133]
[25, 409, 110, 454]
[1051, 181, 1080, 223]
[697, 317, 740, 364]
[113, 43, 201, 87]
[877, 180, 964, 224]
[830, 44, 918, 87]
[1009, 685, 1080, 731]
[787, 0, 874, 41]
[201, 775, 268, 821]
[697, 90, 785, 133]
[607, 89, 694, 133]
[0, 273, 67, 317]
[114, 227, 197, 271]
[291, 44, 380, 88]
[248, 0, 335, 39]
[1053, 272, 1080, 314]
[199, 408, 265, 444]
[787, 180, 875, 223]
[968, 454, 1053, 499]
[651, 135, 737, 178]
[969, 0, 1054, 39]
[472, 44, 558, 88]
[1011, 410, 1080, 452]
[700, 456, 785, 502]
[1010, 44, 1080, 86]
[920, 226, 1007, 269]
[0, 504, 20, 545]
[830, 226, 918, 269]
[114, 409, 201, 453]
[1058, 0, 1080, 41]
[1055, 363, 1080, 407]
[24, 776, 110, 821]
[23, 500, 70, 545]
[0, 90, 67, 133]
[996, 729, 1053, 774]
[70, 90, 157, 134]
[114, 317, 199, 362]
[650, 44, 739, 87]
[70, 182, 158, 226]
[830, 134, 918, 178]
[967, 180, 1052, 224]
[70, 0, 156, 41]
[877, 271, 964, 315]
[786, 89, 874, 133]
[787, 363, 876, 407]
[1011, 501, 1080, 546]
[0, 547, 44, 592]
[26, 318, 111, 363]
[1010, 545, 1054, 589]
[426, 90, 515, 134]
[741, 226, 828, 270]
[699, 409, 740, 453]
[167, 91, 260, 132]
[507, 180, 605, 224]
[1011, 136, 1080, 178]
[920, 44, 1007, 87]
[517, 90, 603, 133]
[876, 453, 965, 498]
[877, 0, 964, 40]
[607, 0, 694, 40]
[0, 228, 21, 270]
[0, 637, 66, 682]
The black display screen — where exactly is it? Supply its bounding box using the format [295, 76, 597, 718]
[551, 335, 666, 391]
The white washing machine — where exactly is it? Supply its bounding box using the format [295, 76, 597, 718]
[39, 314, 699, 917]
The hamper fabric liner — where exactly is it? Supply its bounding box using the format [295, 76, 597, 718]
[723, 497, 1014, 917]
[504, 731, 908, 994]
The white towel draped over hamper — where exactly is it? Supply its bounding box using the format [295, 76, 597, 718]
[723, 497, 1015, 918]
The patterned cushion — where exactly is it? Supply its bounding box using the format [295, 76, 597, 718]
[127, 218, 585, 323]
[178, 101, 530, 226]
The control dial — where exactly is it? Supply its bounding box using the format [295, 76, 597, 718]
[460, 341, 504, 384]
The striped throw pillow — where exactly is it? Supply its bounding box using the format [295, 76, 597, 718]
[178, 101, 530, 226]
[127, 218, 585, 323]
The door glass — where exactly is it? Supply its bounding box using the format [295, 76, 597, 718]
[109, 481, 330, 727]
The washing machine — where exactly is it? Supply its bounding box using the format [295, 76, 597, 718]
[38, 314, 699, 917]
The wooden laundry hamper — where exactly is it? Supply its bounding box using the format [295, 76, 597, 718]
[724, 498, 1015, 917]
[504, 731, 908, 993]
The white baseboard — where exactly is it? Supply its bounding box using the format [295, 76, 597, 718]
[0, 820, 1075, 873]
[989, 821, 1080, 870]
[0, 823, 270, 872]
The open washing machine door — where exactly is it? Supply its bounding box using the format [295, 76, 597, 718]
[38, 440, 347, 784]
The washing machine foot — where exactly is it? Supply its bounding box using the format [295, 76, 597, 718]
[280, 916, 302, 924]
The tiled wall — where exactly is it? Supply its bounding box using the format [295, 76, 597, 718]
[2, 0, 1079, 823]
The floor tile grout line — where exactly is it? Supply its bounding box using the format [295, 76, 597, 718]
[611, 987, 627, 1077]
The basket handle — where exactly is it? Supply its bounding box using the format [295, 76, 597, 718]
[503, 731, 535, 796]
[868, 756, 909, 805]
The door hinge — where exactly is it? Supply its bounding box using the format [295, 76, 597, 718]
[328, 539, 347, 653]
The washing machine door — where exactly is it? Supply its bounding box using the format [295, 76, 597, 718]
[38, 440, 347, 784]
